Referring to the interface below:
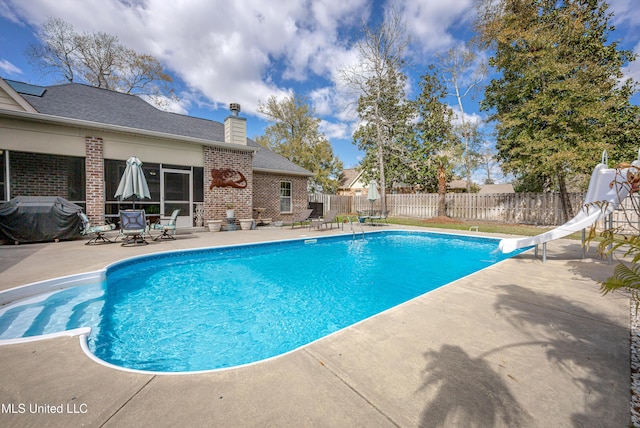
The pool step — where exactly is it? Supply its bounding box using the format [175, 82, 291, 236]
[0, 287, 104, 340]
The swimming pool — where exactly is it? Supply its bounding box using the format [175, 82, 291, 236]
[0, 231, 525, 373]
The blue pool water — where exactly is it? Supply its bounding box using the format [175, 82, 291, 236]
[0, 231, 524, 372]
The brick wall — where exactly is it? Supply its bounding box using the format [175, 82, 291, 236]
[253, 172, 309, 221]
[203, 146, 253, 223]
[10, 152, 70, 198]
[85, 137, 106, 224]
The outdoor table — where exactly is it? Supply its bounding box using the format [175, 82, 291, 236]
[224, 217, 237, 231]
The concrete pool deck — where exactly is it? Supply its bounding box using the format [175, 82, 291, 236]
[0, 225, 631, 427]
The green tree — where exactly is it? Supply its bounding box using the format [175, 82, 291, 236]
[256, 94, 343, 193]
[476, 0, 638, 221]
[340, 9, 410, 209]
[26, 17, 176, 109]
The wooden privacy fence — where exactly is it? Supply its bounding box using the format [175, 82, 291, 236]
[309, 192, 597, 226]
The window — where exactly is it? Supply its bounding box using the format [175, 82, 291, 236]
[192, 167, 203, 203]
[0, 150, 5, 201]
[280, 181, 292, 213]
[67, 157, 85, 203]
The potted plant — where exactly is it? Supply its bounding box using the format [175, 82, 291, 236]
[225, 203, 235, 219]
[239, 219, 254, 230]
[206, 219, 222, 232]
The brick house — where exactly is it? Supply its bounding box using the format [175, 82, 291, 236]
[0, 77, 312, 228]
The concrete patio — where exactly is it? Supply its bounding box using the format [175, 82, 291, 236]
[0, 226, 631, 427]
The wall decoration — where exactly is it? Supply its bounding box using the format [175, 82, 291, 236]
[209, 169, 247, 189]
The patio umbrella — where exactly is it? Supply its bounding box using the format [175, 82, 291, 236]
[114, 156, 151, 209]
[367, 181, 380, 212]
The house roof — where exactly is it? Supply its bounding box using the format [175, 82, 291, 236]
[339, 168, 363, 189]
[478, 183, 515, 194]
[448, 179, 468, 190]
[3, 79, 311, 176]
[247, 139, 310, 176]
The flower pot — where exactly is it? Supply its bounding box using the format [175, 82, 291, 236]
[226, 209, 235, 219]
[207, 220, 222, 232]
[239, 219, 254, 230]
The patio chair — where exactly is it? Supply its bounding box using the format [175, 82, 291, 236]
[369, 210, 389, 226]
[310, 208, 339, 230]
[78, 212, 116, 245]
[151, 209, 180, 240]
[291, 208, 313, 229]
[119, 210, 149, 246]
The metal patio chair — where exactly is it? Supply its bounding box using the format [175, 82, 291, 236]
[151, 209, 180, 240]
[119, 210, 149, 246]
[78, 212, 116, 245]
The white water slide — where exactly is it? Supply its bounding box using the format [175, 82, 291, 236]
[499, 152, 640, 254]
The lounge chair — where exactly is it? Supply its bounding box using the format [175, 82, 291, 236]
[310, 208, 339, 230]
[291, 208, 313, 229]
[119, 210, 148, 246]
[78, 212, 116, 245]
[151, 209, 180, 240]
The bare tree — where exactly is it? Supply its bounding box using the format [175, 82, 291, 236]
[437, 45, 486, 192]
[74, 30, 121, 89]
[339, 8, 410, 210]
[25, 17, 175, 109]
[25, 17, 77, 82]
[479, 147, 497, 184]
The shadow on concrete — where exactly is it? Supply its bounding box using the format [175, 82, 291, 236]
[0, 242, 48, 275]
[492, 284, 628, 426]
[418, 282, 628, 427]
[418, 344, 533, 427]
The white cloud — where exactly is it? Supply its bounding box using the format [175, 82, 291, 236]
[623, 56, 640, 86]
[0, 59, 21, 75]
[390, 0, 474, 55]
[608, 0, 640, 28]
[310, 87, 334, 116]
[320, 119, 350, 141]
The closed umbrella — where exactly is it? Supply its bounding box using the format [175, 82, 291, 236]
[114, 156, 151, 209]
[367, 181, 380, 213]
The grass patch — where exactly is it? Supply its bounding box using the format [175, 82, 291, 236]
[385, 216, 587, 240]
[338, 214, 589, 240]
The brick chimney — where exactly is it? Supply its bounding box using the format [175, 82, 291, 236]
[224, 103, 247, 145]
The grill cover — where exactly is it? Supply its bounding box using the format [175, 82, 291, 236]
[0, 196, 83, 243]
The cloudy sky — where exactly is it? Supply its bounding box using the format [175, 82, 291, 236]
[0, 0, 638, 176]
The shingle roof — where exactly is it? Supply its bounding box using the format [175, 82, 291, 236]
[339, 168, 362, 189]
[247, 139, 310, 175]
[17, 82, 226, 140]
[6, 79, 311, 176]
[478, 183, 515, 194]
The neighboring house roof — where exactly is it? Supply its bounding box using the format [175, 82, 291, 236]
[448, 179, 468, 190]
[339, 168, 364, 189]
[2, 79, 311, 176]
[479, 183, 515, 194]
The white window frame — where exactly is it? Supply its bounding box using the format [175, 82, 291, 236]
[280, 181, 292, 213]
